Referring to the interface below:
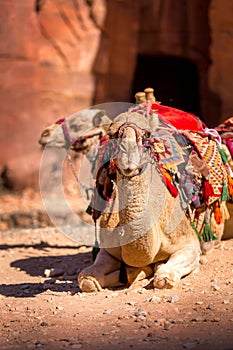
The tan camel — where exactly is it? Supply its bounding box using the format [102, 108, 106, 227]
[78, 111, 203, 292]
[39, 96, 232, 292]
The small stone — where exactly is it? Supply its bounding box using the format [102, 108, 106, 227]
[195, 301, 203, 305]
[212, 285, 220, 291]
[44, 268, 64, 278]
[164, 321, 172, 330]
[70, 344, 82, 349]
[134, 308, 147, 317]
[147, 296, 161, 303]
[56, 306, 63, 310]
[172, 318, 184, 324]
[40, 321, 48, 327]
[211, 317, 220, 322]
[167, 295, 180, 303]
[136, 288, 145, 294]
[222, 299, 230, 304]
[183, 342, 197, 349]
[103, 309, 112, 315]
[200, 256, 208, 265]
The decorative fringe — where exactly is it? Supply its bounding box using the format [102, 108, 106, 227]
[218, 146, 228, 164]
[227, 175, 233, 196]
[221, 201, 230, 221]
[202, 180, 214, 200]
[214, 201, 222, 225]
[190, 222, 202, 241]
[221, 179, 230, 201]
[86, 203, 93, 215]
[203, 221, 217, 242]
[161, 168, 179, 197]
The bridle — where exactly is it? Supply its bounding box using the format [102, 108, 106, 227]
[55, 117, 103, 199]
[110, 121, 151, 178]
[55, 117, 103, 150]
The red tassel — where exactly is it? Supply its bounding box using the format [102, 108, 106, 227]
[227, 175, 233, 196]
[164, 176, 179, 197]
[203, 180, 214, 200]
[214, 201, 222, 224]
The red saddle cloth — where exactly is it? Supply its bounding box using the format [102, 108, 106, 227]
[151, 103, 206, 132]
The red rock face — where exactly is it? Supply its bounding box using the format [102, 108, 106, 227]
[0, 0, 105, 190]
[1, 0, 233, 190]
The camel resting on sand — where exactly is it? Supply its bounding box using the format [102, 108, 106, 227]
[39, 97, 232, 292]
[78, 110, 228, 292]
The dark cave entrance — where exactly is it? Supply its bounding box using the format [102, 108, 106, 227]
[131, 55, 200, 116]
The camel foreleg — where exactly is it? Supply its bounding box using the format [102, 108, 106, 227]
[153, 244, 200, 289]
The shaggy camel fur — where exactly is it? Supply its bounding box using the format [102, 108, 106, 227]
[78, 111, 204, 292]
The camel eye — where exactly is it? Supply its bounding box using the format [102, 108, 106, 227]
[70, 124, 81, 132]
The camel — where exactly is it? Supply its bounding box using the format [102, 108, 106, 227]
[39, 108, 109, 163]
[39, 93, 232, 292]
[78, 110, 204, 292]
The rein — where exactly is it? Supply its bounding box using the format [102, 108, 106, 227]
[55, 117, 103, 199]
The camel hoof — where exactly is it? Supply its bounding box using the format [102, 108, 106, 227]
[153, 269, 179, 289]
[153, 277, 175, 289]
[78, 276, 102, 293]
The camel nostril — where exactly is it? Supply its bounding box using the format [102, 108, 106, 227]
[41, 130, 50, 138]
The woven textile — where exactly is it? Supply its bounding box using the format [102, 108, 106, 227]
[182, 131, 228, 204]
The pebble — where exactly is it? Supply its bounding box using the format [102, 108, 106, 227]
[167, 295, 180, 303]
[222, 299, 230, 304]
[164, 320, 172, 330]
[212, 285, 221, 291]
[70, 344, 82, 349]
[183, 342, 197, 349]
[56, 306, 63, 310]
[103, 309, 113, 315]
[147, 296, 161, 303]
[134, 308, 147, 318]
[136, 288, 145, 294]
[44, 268, 64, 278]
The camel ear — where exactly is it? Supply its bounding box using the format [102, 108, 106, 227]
[149, 113, 159, 132]
[92, 110, 112, 130]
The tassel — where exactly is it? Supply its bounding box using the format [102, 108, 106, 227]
[161, 168, 179, 197]
[202, 180, 214, 200]
[214, 201, 222, 224]
[92, 243, 100, 262]
[203, 221, 217, 242]
[221, 179, 230, 201]
[190, 222, 202, 241]
[92, 222, 100, 262]
[86, 203, 93, 215]
[164, 176, 179, 197]
[227, 175, 233, 196]
[221, 201, 230, 221]
[218, 146, 228, 164]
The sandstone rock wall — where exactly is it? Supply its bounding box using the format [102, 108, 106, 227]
[1, 0, 233, 190]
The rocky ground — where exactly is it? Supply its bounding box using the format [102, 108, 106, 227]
[0, 190, 233, 350]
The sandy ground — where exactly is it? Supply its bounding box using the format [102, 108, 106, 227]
[0, 226, 233, 350]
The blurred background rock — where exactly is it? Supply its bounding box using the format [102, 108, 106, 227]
[0, 0, 233, 199]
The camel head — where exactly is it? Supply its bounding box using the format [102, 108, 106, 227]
[39, 109, 107, 155]
[94, 110, 157, 177]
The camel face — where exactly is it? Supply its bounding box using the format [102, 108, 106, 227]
[38, 109, 106, 151]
